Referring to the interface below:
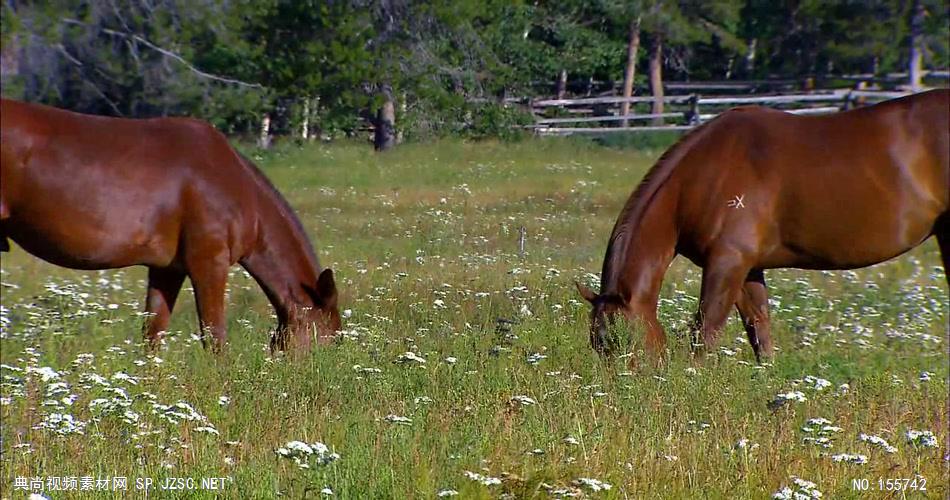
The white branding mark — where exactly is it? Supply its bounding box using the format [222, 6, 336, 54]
[727, 194, 745, 209]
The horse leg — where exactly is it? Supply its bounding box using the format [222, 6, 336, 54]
[628, 301, 666, 361]
[187, 251, 230, 353]
[0, 198, 9, 252]
[142, 267, 185, 348]
[695, 251, 751, 354]
[642, 310, 667, 359]
[936, 222, 949, 287]
[735, 269, 772, 363]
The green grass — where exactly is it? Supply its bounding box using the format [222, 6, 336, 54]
[1, 138, 947, 499]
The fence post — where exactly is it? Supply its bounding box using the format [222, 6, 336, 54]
[802, 77, 815, 91]
[258, 114, 271, 149]
[853, 81, 867, 108]
[686, 94, 700, 125]
[528, 97, 542, 136]
[556, 69, 568, 99]
[518, 226, 527, 257]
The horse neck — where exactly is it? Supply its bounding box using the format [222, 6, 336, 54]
[240, 197, 321, 322]
[601, 185, 679, 310]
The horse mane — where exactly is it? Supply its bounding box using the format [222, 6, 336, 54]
[599, 120, 717, 295]
[234, 151, 322, 273]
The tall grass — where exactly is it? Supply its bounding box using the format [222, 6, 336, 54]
[1, 139, 947, 499]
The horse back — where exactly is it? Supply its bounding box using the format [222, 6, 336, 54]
[672, 89, 949, 269]
[0, 98, 261, 270]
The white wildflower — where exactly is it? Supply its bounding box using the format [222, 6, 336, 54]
[573, 478, 612, 492]
[831, 453, 868, 464]
[384, 414, 413, 426]
[275, 441, 339, 468]
[526, 353, 547, 365]
[34, 413, 86, 435]
[773, 476, 823, 499]
[463, 471, 501, 486]
[352, 365, 383, 374]
[509, 395, 537, 406]
[775, 391, 807, 403]
[26, 366, 61, 382]
[859, 433, 897, 453]
[111, 372, 139, 385]
[906, 430, 938, 448]
[395, 352, 426, 364]
[734, 438, 759, 451]
[804, 376, 831, 391]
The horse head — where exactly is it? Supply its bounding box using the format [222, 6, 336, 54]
[279, 268, 341, 351]
[575, 282, 632, 356]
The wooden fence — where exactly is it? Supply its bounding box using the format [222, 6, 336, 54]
[531, 70, 949, 98]
[528, 88, 917, 136]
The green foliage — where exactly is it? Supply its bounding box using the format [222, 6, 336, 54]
[237, 0, 374, 116]
[463, 102, 535, 140]
[400, 96, 533, 141]
[740, 0, 949, 76]
[1, 1, 947, 141]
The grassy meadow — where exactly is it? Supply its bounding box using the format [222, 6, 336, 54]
[1, 138, 947, 499]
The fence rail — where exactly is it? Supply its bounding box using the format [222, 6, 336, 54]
[529, 87, 923, 136]
[536, 125, 694, 136]
[532, 71, 950, 95]
[533, 95, 695, 107]
[534, 112, 682, 125]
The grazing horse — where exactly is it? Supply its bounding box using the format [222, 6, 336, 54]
[0, 98, 341, 351]
[577, 89, 949, 362]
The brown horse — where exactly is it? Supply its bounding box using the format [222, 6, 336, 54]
[577, 89, 949, 362]
[0, 98, 341, 351]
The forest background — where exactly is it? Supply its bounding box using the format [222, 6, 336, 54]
[1, 0, 948, 146]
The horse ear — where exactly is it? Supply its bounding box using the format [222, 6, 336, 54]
[305, 269, 338, 307]
[575, 281, 598, 303]
[316, 268, 337, 305]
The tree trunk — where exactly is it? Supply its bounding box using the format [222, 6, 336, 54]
[649, 34, 664, 126]
[744, 38, 757, 76]
[374, 84, 396, 151]
[908, 0, 924, 91]
[397, 91, 407, 143]
[620, 16, 641, 128]
[556, 69, 568, 99]
[312, 97, 322, 141]
[258, 114, 271, 149]
[300, 97, 310, 141]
